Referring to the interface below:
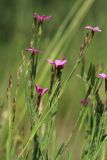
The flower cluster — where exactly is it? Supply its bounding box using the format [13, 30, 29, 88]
[25, 13, 67, 112]
[26, 13, 102, 111]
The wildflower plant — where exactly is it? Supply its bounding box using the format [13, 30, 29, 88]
[3, 9, 107, 160]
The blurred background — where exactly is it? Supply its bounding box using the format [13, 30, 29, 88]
[0, 0, 107, 159]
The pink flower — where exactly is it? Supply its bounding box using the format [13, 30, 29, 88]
[98, 73, 107, 80]
[84, 26, 102, 32]
[80, 98, 90, 106]
[48, 59, 67, 69]
[35, 85, 48, 95]
[26, 48, 42, 55]
[33, 13, 52, 22]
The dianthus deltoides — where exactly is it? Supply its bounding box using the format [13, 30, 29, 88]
[48, 59, 67, 69]
[35, 85, 48, 96]
[84, 25, 102, 32]
[80, 25, 102, 57]
[33, 13, 52, 22]
[48, 59, 67, 94]
[35, 85, 48, 113]
[98, 73, 107, 80]
[98, 73, 107, 92]
[32, 13, 52, 45]
[26, 47, 42, 55]
[80, 98, 90, 106]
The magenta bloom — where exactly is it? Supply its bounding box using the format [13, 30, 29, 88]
[26, 48, 42, 55]
[98, 73, 107, 80]
[84, 26, 102, 32]
[80, 98, 90, 106]
[35, 85, 48, 95]
[33, 13, 52, 22]
[48, 59, 67, 69]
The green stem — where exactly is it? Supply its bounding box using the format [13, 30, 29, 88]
[6, 88, 13, 160]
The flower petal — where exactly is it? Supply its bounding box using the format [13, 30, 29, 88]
[48, 59, 54, 64]
[55, 59, 67, 68]
[33, 13, 52, 22]
[41, 88, 48, 95]
[84, 25, 102, 32]
[35, 85, 48, 95]
[98, 73, 107, 79]
[26, 48, 42, 54]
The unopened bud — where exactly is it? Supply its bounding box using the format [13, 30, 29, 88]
[17, 65, 22, 80]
